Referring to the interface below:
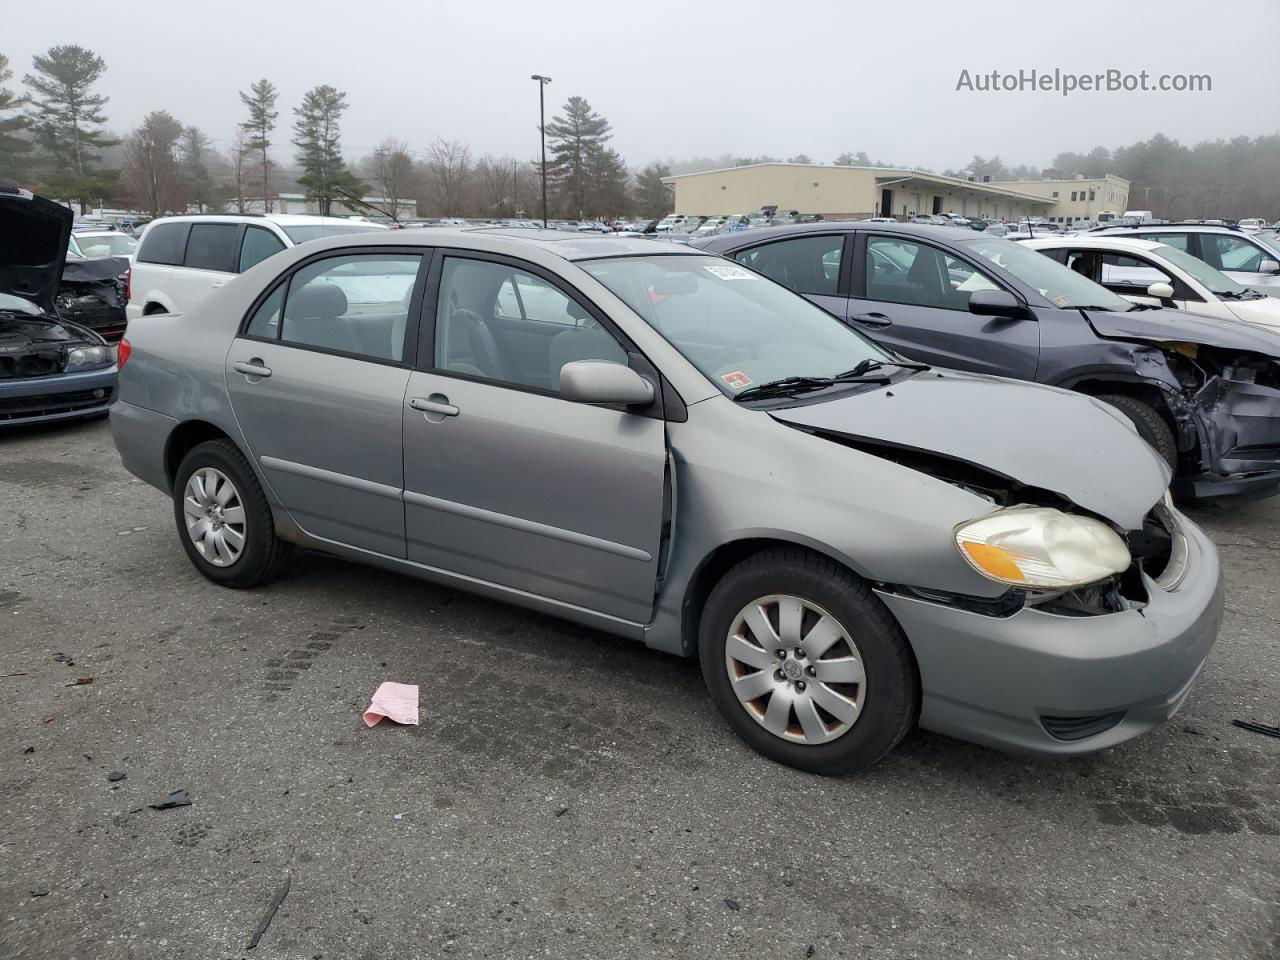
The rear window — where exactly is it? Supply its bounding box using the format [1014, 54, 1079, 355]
[184, 223, 240, 271]
[137, 222, 190, 265]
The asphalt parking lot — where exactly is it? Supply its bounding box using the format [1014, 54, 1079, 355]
[2, 417, 1278, 960]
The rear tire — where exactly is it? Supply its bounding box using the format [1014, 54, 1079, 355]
[1096, 394, 1177, 468]
[172, 439, 292, 588]
[698, 548, 918, 775]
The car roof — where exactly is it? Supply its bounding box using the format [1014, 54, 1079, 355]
[144, 213, 389, 228]
[1098, 224, 1237, 234]
[694, 220, 975, 247]
[1022, 236, 1166, 252]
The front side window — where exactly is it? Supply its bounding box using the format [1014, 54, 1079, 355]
[865, 237, 971, 310]
[731, 235, 843, 296]
[276, 254, 421, 362]
[184, 223, 239, 271]
[1096, 252, 1174, 290]
[1204, 235, 1266, 272]
[239, 226, 287, 272]
[580, 255, 890, 397]
[961, 236, 1131, 311]
[435, 257, 626, 390]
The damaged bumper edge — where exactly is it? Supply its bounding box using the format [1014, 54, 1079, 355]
[875, 516, 1222, 756]
[1183, 376, 1280, 500]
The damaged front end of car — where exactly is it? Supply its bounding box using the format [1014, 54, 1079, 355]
[57, 256, 130, 342]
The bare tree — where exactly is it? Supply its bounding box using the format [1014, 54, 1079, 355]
[422, 138, 471, 217]
[370, 137, 413, 221]
[473, 154, 523, 218]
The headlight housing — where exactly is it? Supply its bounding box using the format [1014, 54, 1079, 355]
[955, 506, 1131, 589]
[65, 345, 110, 370]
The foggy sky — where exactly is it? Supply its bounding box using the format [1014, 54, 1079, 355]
[5, 0, 1278, 172]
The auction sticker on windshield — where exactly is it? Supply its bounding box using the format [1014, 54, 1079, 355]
[704, 264, 756, 281]
[722, 371, 752, 389]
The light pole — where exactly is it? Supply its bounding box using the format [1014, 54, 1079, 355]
[531, 74, 551, 228]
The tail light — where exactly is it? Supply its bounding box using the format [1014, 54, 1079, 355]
[125, 267, 131, 303]
[117, 337, 132, 369]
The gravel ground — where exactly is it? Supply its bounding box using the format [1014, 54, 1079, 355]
[2, 417, 1278, 960]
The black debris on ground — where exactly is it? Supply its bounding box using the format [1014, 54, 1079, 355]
[149, 790, 192, 810]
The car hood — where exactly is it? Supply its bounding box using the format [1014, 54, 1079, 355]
[770, 371, 1169, 530]
[1222, 296, 1280, 330]
[1083, 307, 1280, 356]
[0, 188, 73, 314]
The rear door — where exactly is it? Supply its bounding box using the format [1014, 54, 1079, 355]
[852, 233, 1040, 379]
[225, 248, 428, 557]
[401, 251, 668, 625]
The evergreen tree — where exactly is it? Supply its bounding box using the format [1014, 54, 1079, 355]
[0, 53, 32, 180]
[239, 78, 278, 210]
[180, 126, 217, 212]
[631, 162, 673, 218]
[24, 44, 116, 209]
[292, 85, 363, 216]
[545, 96, 612, 217]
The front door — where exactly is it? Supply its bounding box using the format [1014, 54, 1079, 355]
[225, 250, 427, 557]
[402, 253, 668, 625]
[853, 234, 1040, 379]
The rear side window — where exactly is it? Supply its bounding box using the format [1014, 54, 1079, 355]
[184, 223, 239, 271]
[137, 222, 189, 265]
[732, 235, 843, 296]
[239, 226, 287, 272]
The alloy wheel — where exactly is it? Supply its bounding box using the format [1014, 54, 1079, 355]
[182, 467, 247, 567]
[724, 594, 866, 744]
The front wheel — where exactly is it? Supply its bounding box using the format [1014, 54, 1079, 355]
[1095, 394, 1177, 469]
[172, 439, 293, 588]
[699, 549, 919, 775]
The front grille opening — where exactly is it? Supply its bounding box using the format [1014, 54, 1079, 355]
[0, 386, 113, 421]
[1041, 711, 1126, 742]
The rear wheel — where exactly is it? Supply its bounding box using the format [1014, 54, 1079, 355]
[172, 439, 292, 588]
[1095, 394, 1177, 469]
[699, 549, 918, 775]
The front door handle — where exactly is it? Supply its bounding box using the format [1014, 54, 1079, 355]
[849, 312, 894, 328]
[233, 359, 272, 379]
[409, 396, 459, 419]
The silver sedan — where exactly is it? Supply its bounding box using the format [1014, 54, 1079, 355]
[111, 228, 1222, 773]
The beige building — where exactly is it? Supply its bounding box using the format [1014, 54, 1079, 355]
[663, 163, 1055, 221]
[990, 174, 1130, 224]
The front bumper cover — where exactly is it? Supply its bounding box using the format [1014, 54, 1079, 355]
[877, 514, 1223, 756]
[0, 365, 117, 426]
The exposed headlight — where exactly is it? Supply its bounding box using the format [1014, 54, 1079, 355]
[955, 506, 1131, 589]
[65, 345, 110, 369]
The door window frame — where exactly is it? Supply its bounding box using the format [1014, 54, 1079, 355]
[851, 232, 1013, 308]
[235, 244, 433, 369]
[417, 247, 673, 420]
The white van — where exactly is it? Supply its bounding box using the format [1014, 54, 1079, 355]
[127, 214, 389, 319]
[1122, 210, 1155, 224]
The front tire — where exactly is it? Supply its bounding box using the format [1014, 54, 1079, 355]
[1096, 394, 1177, 469]
[172, 439, 292, 588]
[699, 549, 918, 775]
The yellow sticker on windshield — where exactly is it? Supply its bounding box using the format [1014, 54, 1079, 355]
[703, 264, 756, 281]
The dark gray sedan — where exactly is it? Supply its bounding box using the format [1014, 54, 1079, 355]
[695, 222, 1280, 500]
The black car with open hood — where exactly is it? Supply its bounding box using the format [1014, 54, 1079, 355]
[0, 185, 117, 426]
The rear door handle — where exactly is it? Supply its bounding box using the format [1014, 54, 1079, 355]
[233, 359, 272, 378]
[849, 312, 893, 328]
[408, 396, 459, 418]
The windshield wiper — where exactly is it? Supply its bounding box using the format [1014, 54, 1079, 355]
[837, 358, 931, 377]
[735, 372, 892, 402]
[1124, 301, 1160, 311]
[1218, 289, 1264, 300]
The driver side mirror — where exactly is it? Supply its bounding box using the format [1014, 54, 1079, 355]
[559, 360, 655, 406]
[1259, 259, 1279, 275]
[968, 289, 1026, 319]
[1146, 281, 1176, 300]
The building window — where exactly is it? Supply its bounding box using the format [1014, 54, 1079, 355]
[1070, 191, 1077, 201]
[1088, 190, 1096, 201]
[1051, 191, 1058, 198]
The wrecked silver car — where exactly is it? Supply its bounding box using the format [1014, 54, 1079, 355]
[695, 223, 1280, 500]
[112, 230, 1223, 774]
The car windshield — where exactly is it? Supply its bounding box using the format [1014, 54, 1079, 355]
[1253, 231, 1280, 258]
[579, 255, 893, 397]
[74, 234, 137, 257]
[961, 236, 1132, 311]
[0, 292, 42, 316]
[1150, 243, 1249, 297]
[281, 223, 387, 243]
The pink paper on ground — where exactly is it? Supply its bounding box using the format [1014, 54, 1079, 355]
[362, 682, 419, 727]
